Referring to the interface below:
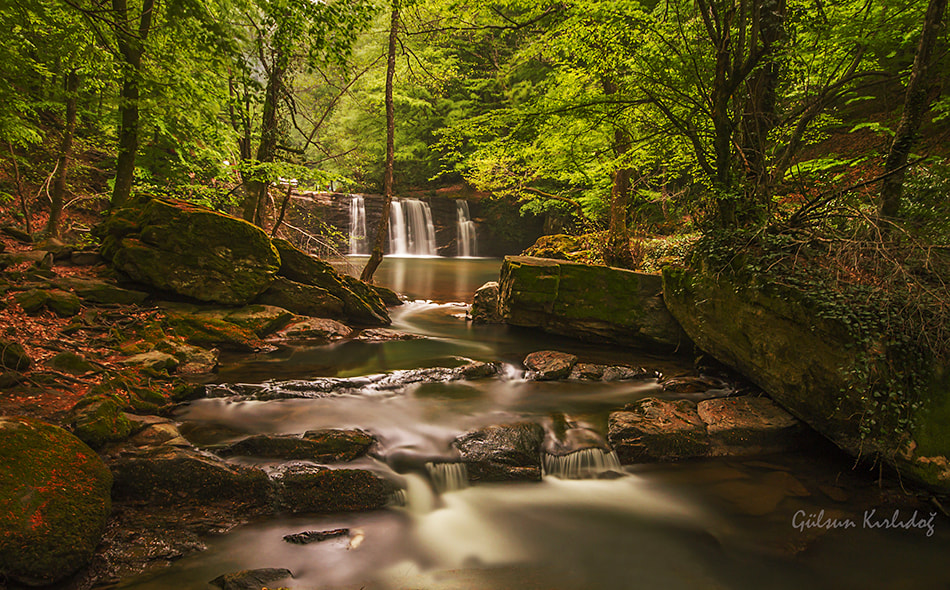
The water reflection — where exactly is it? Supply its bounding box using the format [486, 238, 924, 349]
[344, 256, 500, 303]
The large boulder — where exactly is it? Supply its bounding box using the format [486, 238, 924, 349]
[498, 256, 687, 348]
[471, 281, 502, 324]
[269, 464, 396, 513]
[523, 350, 577, 380]
[271, 239, 389, 325]
[663, 265, 950, 491]
[99, 197, 280, 304]
[0, 417, 112, 586]
[255, 277, 346, 318]
[454, 422, 545, 482]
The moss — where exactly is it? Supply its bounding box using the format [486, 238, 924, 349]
[15, 289, 50, 313]
[163, 312, 260, 351]
[0, 339, 31, 371]
[47, 352, 95, 375]
[71, 395, 134, 448]
[46, 290, 82, 317]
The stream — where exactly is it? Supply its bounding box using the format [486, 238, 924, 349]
[121, 258, 950, 590]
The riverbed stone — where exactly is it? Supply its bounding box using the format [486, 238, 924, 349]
[454, 422, 545, 482]
[269, 463, 396, 513]
[524, 350, 577, 380]
[471, 281, 502, 324]
[210, 568, 294, 590]
[219, 429, 374, 463]
[357, 328, 422, 342]
[255, 276, 346, 318]
[275, 317, 352, 342]
[0, 417, 112, 586]
[498, 256, 688, 348]
[697, 396, 809, 455]
[608, 398, 709, 463]
[99, 197, 280, 305]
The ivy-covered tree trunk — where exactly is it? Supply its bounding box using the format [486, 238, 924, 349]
[111, 0, 155, 209]
[47, 70, 79, 237]
[361, 3, 399, 284]
[879, 0, 948, 219]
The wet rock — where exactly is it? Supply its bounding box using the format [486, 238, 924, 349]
[523, 350, 578, 381]
[122, 351, 180, 372]
[0, 339, 31, 371]
[47, 351, 95, 375]
[255, 276, 346, 318]
[99, 197, 280, 304]
[53, 277, 148, 305]
[127, 421, 192, 449]
[471, 281, 502, 324]
[608, 398, 709, 463]
[219, 429, 374, 463]
[454, 422, 545, 482]
[373, 285, 402, 307]
[697, 396, 809, 455]
[210, 568, 294, 590]
[569, 363, 606, 380]
[71, 396, 135, 448]
[661, 375, 729, 393]
[46, 289, 82, 317]
[357, 328, 422, 342]
[457, 361, 500, 380]
[270, 463, 396, 513]
[0, 417, 112, 586]
[271, 238, 390, 325]
[276, 317, 353, 342]
[111, 447, 270, 507]
[603, 365, 651, 381]
[283, 528, 349, 545]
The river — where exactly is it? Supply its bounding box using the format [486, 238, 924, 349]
[121, 257, 950, 590]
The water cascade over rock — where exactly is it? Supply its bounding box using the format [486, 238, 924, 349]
[455, 200, 477, 257]
[389, 199, 436, 256]
[542, 448, 623, 479]
[348, 195, 367, 255]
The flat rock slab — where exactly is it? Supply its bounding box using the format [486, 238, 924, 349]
[218, 430, 374, 463]
[698, 396, 807, 455]
[524, 350, 577, 380]
[269, 464, 396, 513]
[275, 318, 352, 342]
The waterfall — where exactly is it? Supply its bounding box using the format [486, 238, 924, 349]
[348, 195, 367, 255]
[542, 448, 623, 480]
[389, 199, 436, 256]
[426, 462, 469, 492]
[455, 200, 477, 257]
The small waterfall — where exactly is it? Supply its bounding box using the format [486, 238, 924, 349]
[542, 448, 623, 480]
[426, 462, 469, 492]
[389, 199, 436, 256]
[455, 200, 477, 257]
[349, 195, 367, 255]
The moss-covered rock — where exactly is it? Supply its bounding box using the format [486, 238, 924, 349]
[0, 339, 31, 371]
[15, 288, 50, 313]
[195, 305, 295, 338]
[163, 310, 261, 351]
[47, 351, 95, 375]
[498, 256, 687, 348]
[46, 289, 82, 317]
[0, 417, 112, 586]
[255, 276, 346, 318]
[271, 239, 389, 325]
[269, 464, 395, 513]
[71, 395, 135, 448]
[471, 281, 502, 324]
[100, 197, 280, 304]
[53, 277, 149, 305]
[122, 351, 180, 373]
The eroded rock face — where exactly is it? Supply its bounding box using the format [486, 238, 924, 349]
[0, 417, 112, 587]
[454, 422, 545, 482]
[498, 256, 688, 348]
[471, 281, 502, 324]
[99, 197, 280, 305]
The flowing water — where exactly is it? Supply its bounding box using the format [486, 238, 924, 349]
[122, 258, 950, 590]
[456, 200, 478, 257]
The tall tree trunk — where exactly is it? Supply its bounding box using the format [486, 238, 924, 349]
[601, 79, 634, 268]
[111, 0, 156, 209]
[243, 47, 285, 226]
[361, 3, 399, 284]
[48, 70, 79, 238]
[879, 0, 948, 219]
[712, 30, 737, 227]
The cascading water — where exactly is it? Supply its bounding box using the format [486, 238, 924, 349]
[542, 448, 624, 479]
[455, 200, 477, 257]
[426, 462, 470, 493]
[389, 199, 436, 256]
[348, 194, 368, 255]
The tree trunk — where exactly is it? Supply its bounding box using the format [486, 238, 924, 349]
[111, 0, 155, 209]
[243, 46, 285, 225]
[48, 70, 79, 237]
[361, 3, 399, 284]
[879, 0, 948, 219]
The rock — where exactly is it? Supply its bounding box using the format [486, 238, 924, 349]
[373, 285, 402, 306]
[47, 351, 95, 375]
[210, 568, 294, 590]
[127, 421, 192, 449]
[122, 351, 180, 372]
[271, 239, 390, 325]
[457, 361, 500, 380]
[356, 328, 421, 342]
[15, 288, 50, 313]
[46, 289, 82, 317]
[219, 429, 374, 463]
[498, 256, 688, 348]
[111, 447, 270, 506]
[0, 371, 27, 388]
[661, 375, 729, 393]
[608, 398, 709, 463]
[697, 396, 810, 455]
[154, 340, 218, 374]
[524, 350, 577, 380]
[454, 422, 545, 482]
[0, 339, 31, 371]
[71, 396, 135, 448]
[163, 310, 261, 351]
[283, 528, 349, 544]
[255, 276, 346, 318]
[275, 317, 352, 342]
[53, 277, 148, 305]
[603, 366, 650, 381]
[0, 417, 112, 586]
[471, 281, 502, 323]
[70, 251, 103, 266]
[1, 225, 33, 243]
[270, 463, 396, 513]
[205, 304, 296, 337]
[569, 363, 606, 380]
[99, 197, 280, 304]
